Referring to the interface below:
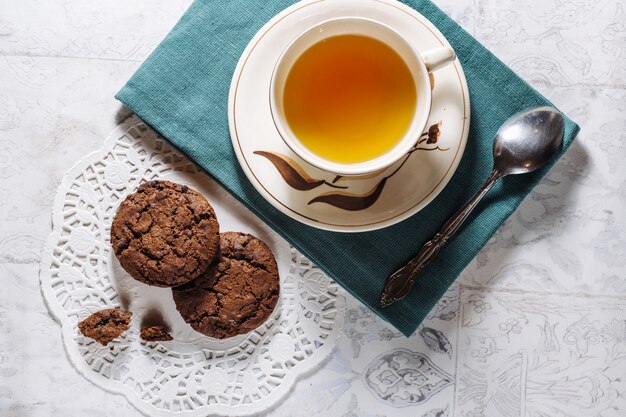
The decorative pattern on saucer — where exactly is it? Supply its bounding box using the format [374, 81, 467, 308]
[255, 122, 446, 211]
[39, 116, 345, 417]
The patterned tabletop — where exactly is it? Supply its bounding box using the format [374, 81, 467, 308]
[1, 0, 624, 416]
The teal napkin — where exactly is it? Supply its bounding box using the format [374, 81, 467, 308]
[116, 0, 579, 336]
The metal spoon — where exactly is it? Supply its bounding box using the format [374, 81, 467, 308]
[380, 106, 564, 308]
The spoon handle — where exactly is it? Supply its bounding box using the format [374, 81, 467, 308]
[380, 169, 502, 308]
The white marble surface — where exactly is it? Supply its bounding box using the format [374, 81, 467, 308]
[0, 0, 624, 416]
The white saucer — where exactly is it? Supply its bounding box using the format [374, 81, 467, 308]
[228, 0, 470, 232]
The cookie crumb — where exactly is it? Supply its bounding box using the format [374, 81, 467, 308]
[140, 325, 173, 342]
[78, 308, 132, 345]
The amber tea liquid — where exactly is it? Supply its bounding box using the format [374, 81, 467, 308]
[283, 34, 417, 164]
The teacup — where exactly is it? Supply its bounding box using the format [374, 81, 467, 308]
[270, 17, 456, 176]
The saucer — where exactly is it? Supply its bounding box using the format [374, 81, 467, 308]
[228, 0, 470, 232]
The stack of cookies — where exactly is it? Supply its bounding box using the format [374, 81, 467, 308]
[105, 180, 280, 340]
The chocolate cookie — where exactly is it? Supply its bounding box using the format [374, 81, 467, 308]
[78, 308, 132, 345]
[173, 232, 280, 339]
[111, 180, 220, 287]
[140, 325, 173, 342]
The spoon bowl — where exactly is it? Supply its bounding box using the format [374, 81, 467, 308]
[493, 107, 564, 176]
[380, 106, 564, 307]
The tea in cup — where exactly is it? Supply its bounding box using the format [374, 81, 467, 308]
[270, 17, 455, 176]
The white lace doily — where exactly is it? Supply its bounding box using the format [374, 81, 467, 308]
[39, 116, 345, 416]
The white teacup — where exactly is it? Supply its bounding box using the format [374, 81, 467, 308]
[270, 17, 456, 176]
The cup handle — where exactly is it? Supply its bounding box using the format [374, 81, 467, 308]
[421, 46, 456, 73]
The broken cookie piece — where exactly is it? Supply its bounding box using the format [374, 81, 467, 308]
[78, 308, 132, 345]
[140, 325, 173, 342]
